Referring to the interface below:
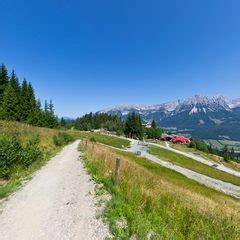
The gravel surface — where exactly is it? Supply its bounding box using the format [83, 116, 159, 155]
[0, 140, 109, 240]
[128, 139, 240, 198]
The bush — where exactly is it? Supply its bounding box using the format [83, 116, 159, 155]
[20, 134, 43, 167]
[0, 135, 21, 178]
[0, 134, 43, 178]
[89, 137, 96, 142]
[189, 138, 209, 152]
[53, 132, 74, 146]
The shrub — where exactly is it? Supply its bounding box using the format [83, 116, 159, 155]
[89, 136, 96, 142]
[189, 138, 209, 152]
[20, 134, 43, 167]
[0, 134, 43, 178]
[53, 132, 74, 146]
[0, 135, 22, 178]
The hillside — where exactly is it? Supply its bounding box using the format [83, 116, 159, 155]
[1, 120, 240, 239]
[0, 120, 75, 199]
[80, 140, 240, 239]
[100, 95, 240, 140]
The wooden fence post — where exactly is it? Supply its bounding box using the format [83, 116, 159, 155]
[115, 158, 121, 185]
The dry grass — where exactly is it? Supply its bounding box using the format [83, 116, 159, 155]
[80, 141, 240, 239]
[86, 142, 240, 219]
[0, 120, 59, 152]
[0, 120, 65, 199]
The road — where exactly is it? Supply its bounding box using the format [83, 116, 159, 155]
[128, 139, 240, 198]
[150, 141, 240, 177]
[0, 140, 109, 240]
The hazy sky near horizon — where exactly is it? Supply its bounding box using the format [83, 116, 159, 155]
[1, 0, 240, 117]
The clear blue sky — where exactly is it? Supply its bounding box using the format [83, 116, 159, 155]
[1, 0, 240, 117]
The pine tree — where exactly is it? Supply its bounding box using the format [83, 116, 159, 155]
[9, 71, 21, 94]
[208, 143, 213, 154]
[44, 100, 49, 112]
[0, 64, 59, 128]
[124, 113, 143, 139]
[0, 64, 9, 104]
[0, 84, 21, 120]
[40, 100, 58, 128]
[20, 78, 29, 121]
[222, 145, 230, 162]
[60, 117, 66, 127]
[27, 83, 37, 124]
[151, 120, 157, 129]
[231, 147, 235, 159]
[33, 99, 43, 126]
[49, 99, 54, 115]
[2, 71, 22, 120]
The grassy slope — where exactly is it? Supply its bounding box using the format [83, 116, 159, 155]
[68, 131, 130, 149]
[171, 142, 240, 171]
[0, 121, 64, 199]
[80, 142, 240, 239]
[148, 145, 240, 186]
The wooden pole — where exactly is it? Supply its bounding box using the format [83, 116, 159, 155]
[115, 158, 121, 185]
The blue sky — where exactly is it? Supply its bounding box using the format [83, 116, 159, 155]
[0, 0, 240, 117]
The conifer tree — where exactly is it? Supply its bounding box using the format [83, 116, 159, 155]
[124, 112, 143, 139]
[231, 147, 235, 159]
[20, 78, 29, 121]
[0, 64, 59, 128]
[9, 71, 21, 94]
[27, 82, 37, 124]
[0, 84, 20, 120]
[151, 120, 157, 129]
[32, 99, 43, 126]
[60, 117, 66, 127]
[2, 71, 22, 120]
[41, 100, 58, 128]
[49, 99, 54, 115]
[44, 100, 49, 112]
[0, 64, 9, 104]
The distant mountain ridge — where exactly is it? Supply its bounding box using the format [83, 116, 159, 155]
[99, 95, 240, 140]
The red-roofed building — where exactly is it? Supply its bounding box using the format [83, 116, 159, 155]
[171, 136, 191, 144]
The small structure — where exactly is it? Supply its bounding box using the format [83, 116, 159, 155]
[161, 134, 174, 141]
[142, 123, 152, 129]
[161, 133, 190, 144]
[171, 136, 191, 144]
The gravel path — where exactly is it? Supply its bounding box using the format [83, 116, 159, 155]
[151, 141, 240, 177]
[0, 140, 109, 240]
[128, 140, 240, 198]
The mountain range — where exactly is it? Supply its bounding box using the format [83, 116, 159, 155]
[99, 95, 240, 140]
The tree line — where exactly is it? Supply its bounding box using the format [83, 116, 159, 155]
[74, 112, 163, 140]
[189, 138, 237, 162]
[0, 64, 58, 128]
[74, 113, 124, 135]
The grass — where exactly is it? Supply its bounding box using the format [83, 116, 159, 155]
[79, 142, 240, 239]
[148, 145, 240, 186]
[0, 120, 74, 199]
[68, 130, 130, 149]
[0, 120, 59, 150]
[166, 141, 240, 172]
